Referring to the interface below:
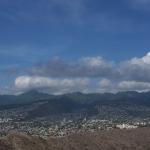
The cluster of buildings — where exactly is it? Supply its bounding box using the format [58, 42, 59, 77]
[0, 116, 149, 139]
[0, 106, 150, 138]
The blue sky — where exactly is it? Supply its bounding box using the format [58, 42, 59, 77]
[1, 0, 150, 94]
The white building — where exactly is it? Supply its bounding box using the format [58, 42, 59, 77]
[116, 124, 138, 129]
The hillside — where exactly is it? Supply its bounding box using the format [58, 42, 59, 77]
[1, 91, 150, 120]
[1, 128, 150, 150]
[0, 90, 53, 105]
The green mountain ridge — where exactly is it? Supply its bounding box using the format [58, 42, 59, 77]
[0, 90, 150, 120]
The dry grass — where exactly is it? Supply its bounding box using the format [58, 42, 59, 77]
[1, 128, 150, 150]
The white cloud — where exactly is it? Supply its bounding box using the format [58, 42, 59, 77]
[97, 78, 113, 93]
[81, 57, 111, 67]
[30, 56, 114, 78]
[15, 76, 90, 94]
[10, 52, 150, 94]
[99, 78, 111, 88]
[120, 52, 150, 82]
[129, 52, 150, 65]
[118, 81, 150, 92]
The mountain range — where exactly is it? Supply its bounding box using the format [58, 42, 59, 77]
[1, 90, 150, 120]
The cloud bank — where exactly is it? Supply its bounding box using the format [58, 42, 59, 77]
[15, 76, 90, 94]
[11, 52, 150, 94]
[30, 57, 114, 78]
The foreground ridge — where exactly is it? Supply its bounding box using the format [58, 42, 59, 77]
[0, 127, 150, 150]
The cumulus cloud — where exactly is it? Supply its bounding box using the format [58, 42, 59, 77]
[119, 52, 150, 82]
[15, 76, 90, 94]
[30, 53, 150, 83]
[11, 52, 150, 94]
[98, 78, 111, 88]
[97, 78, 113, 93]
[30, 57, 115, 78]
[118, 81, 150, 92]
[97, 79, 150, 93]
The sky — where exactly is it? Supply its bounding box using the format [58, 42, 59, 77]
[1, 0, 150, 94]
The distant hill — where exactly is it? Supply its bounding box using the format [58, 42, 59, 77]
[0, 90, 54, 105]
[1, 91, 150, 119]
[1, 90, 149, 105]
[1, 128, 150, 150]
